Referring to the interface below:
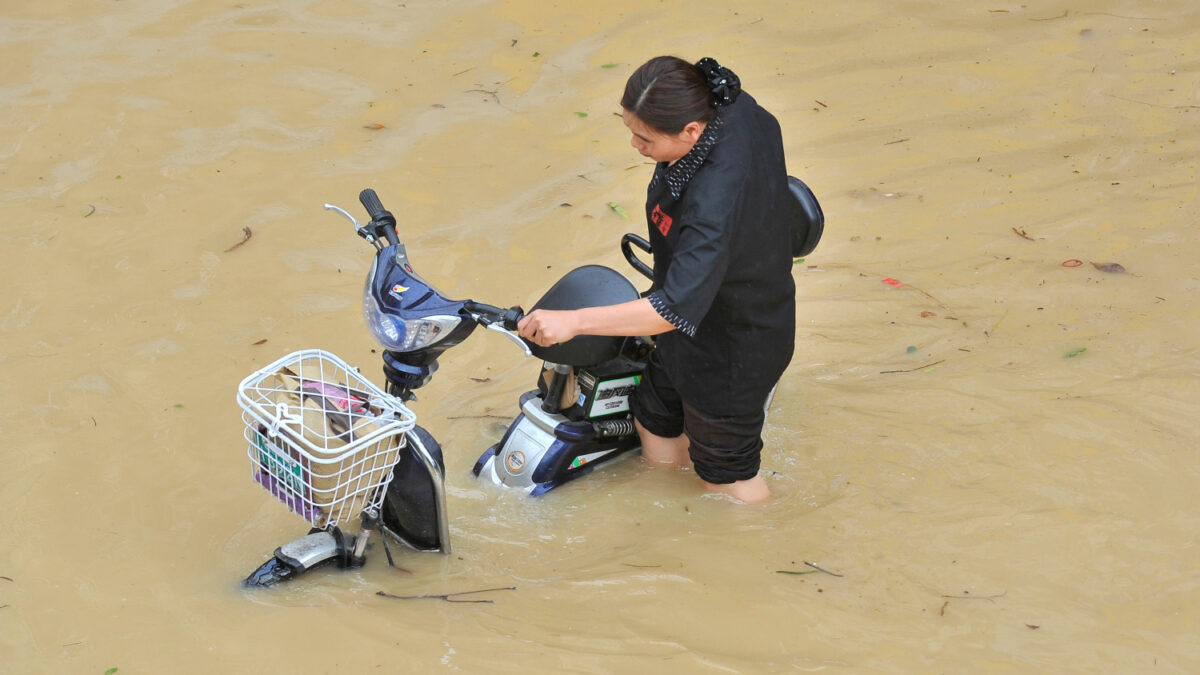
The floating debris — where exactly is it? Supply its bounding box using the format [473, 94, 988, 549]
[881, 359, 945, 375]
[803, 561, 844, 577]
[224, 227, 252, 252]
[377, 586, 516, 604]
[608, 202, 630, 219]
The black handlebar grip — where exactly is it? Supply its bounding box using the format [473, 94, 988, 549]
[359, 189, 389, 222]
[502, 306, 525, 331]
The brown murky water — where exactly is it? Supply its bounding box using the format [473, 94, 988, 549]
[3, 0, 1198, 672]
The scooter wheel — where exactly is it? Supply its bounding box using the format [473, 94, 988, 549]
[243, 556, 298, 588]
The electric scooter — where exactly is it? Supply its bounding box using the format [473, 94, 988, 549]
[238, 190, 648, 586]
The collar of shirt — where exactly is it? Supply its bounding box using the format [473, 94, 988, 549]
[650, 111, 725, 200]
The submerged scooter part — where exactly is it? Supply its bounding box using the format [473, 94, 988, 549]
[243, 422, 447, 588]
[244, 513, 362, 588]
[472, 265, 651, 495]
[472, 387, 643, 495]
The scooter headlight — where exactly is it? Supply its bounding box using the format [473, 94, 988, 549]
[362, 284, 461, 352]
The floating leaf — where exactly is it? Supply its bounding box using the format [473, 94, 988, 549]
[1064, 347, 1087, 358]
[792, 258, 805, 265]
[105, 669, 118, 675]
[363, 123, 385, 130]
[173, 403, 185, 408]
[575, 112, 588, 118]
[601, 63, 620, 69]
[1090, 262, 1126, 274]
[532, 51, 541, 57]
[608, 202, 630, 219]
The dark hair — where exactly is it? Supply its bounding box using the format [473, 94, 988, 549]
[621, 56, 715, 134]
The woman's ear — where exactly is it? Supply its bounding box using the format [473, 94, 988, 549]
[680, 121, 705, 144]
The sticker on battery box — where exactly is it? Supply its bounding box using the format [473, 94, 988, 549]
[587, 375, 640, 417]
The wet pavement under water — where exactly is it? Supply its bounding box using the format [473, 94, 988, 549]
[1, 1, 1198, 672]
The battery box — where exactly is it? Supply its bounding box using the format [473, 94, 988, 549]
[574, 357, 644, 420]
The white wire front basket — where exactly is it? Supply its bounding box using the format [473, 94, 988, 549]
[237, 349, 416, 528]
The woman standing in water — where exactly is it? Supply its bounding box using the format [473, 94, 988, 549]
[518, 56, 796, 503]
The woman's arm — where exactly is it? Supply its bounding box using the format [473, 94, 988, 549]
[517, 297, 675, 347]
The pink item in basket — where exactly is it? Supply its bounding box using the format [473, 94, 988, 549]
[300, 380, 368, 413]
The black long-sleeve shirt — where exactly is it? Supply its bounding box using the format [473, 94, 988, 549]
[643, 92, 796, 415]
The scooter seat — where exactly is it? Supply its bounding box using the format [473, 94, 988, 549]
[526, 265, 639, 367]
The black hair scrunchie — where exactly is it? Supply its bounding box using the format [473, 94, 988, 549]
[695, 57, 741, 107]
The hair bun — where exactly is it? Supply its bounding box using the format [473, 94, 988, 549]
[695, 57, 741, 107]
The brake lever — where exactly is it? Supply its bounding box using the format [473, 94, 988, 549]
[465, 303, 532, 357]
[485, 323, 533, 357]
[324, 203, 379, 246]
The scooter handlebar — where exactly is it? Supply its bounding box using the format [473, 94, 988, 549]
[358, 189, 388, 222]
[463, 301, 524, 330]
[359, 188, 399, 246]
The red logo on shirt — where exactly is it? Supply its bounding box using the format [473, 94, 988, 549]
[651, 204, 673, 236]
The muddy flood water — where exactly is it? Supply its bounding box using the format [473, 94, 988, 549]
[2, 0, 1198, 672]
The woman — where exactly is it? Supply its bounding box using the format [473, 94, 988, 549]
[517, 56, 796, 503]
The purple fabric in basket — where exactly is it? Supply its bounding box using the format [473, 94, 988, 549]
[255, 470, 322, 522]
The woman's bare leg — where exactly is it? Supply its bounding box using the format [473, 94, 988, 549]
[635, 419, 691, 468]
[636, 420, 769, 503]
[704, 474, 770, 503]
